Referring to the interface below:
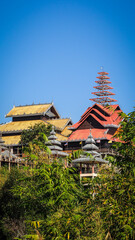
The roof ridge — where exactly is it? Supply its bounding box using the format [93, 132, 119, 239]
[14, 103, 52, 107]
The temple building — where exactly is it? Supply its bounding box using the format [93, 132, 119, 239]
[0, 103, 72, 156]
[66, 71, 122, 154]
[72, 130, 108, 180]
[0, 70, 123, 158]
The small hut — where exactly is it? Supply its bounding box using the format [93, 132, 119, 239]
[0, 132, 21, 170]
[72, 130, 108, 179]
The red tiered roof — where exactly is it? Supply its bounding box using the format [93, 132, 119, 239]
[90, 71, 116, 105]
[95, 80, 111, 84]
[96, 76, 110, 79]
[94, 85, 113, 90]
[98, 71, 109, 75]
[90, 97, 117, 104]
[92, 91, 115, 96]
[68, 103, 122, 142]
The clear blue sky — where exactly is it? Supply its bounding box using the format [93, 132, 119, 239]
[0, 0, 135, 124]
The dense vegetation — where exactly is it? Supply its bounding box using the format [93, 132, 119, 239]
[20, 123, 52, 153]
[0, 109, 134, 239]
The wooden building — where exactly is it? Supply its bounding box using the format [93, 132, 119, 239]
[0, 103, 72, 156]
[67, 103, 122, 153]
[66, 71, 122, 154]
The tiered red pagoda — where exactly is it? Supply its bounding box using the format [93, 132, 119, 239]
[90, 71, 117, 105]
[65, 70, 122, 155]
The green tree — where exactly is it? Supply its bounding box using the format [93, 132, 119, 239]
[20, 123, 52, 150]
[0, 108, 134, 240]
[92, 108, 135, 240]
[113, 108, 135, 174]
[0, 168, 27, 239]
[0, 162, 87, 239]
[20, 123, 52, 166]
[93, 166, 135, 240]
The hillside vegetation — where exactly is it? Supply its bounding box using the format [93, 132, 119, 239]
[0, 108, 134, 240]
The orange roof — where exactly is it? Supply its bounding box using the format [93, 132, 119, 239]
[70, 104, 122, 130]
[96, 76, 110, 79]
[68, 129, 113, 141]
[98, 72, 109, 75]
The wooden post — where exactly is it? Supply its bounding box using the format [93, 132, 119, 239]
[92, 163, 94, 178]
[80, 163, 82, 174]
[9, 147, 11, 172]
[87, 163, 89, 173]
[17, 147, 19, 156]
[80, 163, 82, 181]
[17, 147, 20, 168]
[17, 159, 19, 169]
[0, 146, 1, 168]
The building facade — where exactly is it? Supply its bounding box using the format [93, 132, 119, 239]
[0, 103, 72, 156]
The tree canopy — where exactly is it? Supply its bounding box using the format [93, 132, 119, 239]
[20, 123, 52, 147]
[0, 108, 134, 239]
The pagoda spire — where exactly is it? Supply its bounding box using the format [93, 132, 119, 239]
[46, 126, 68, 157]
[90, 70, 117, 106]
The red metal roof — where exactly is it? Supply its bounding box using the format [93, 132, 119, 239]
[94, 85, 113, 90]
[98, 72, 109, 75]
[91, 71, 117, 105]
[95, 80, 111, 84]
[96, 76, 110, 79]
[92, 91, 115, 96]
[90, 97, 117, 104]
[68, 129, 114, 141]
[69, 104, 122, 131]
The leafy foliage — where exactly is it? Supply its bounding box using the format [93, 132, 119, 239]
[20, 123, 52, 149]
[93, 166, 135, 240]
[20, 123, 52, 165]
[113, 108, 135, 174]
[0, 108, 134, 239]
[93, 108, 135, 239]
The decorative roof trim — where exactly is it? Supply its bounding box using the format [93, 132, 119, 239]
[46, 102, 61, 118]
[103, 124, 119, 128]
[1, 130, 22, 134]
[14, 102, 53, 107]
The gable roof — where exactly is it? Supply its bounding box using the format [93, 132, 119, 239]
[69, 103, 122, 130]
[46, 118, 73, 131]
[6, 103, 60, 118]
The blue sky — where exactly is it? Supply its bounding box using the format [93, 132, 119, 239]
[0, 0, 135, 124]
